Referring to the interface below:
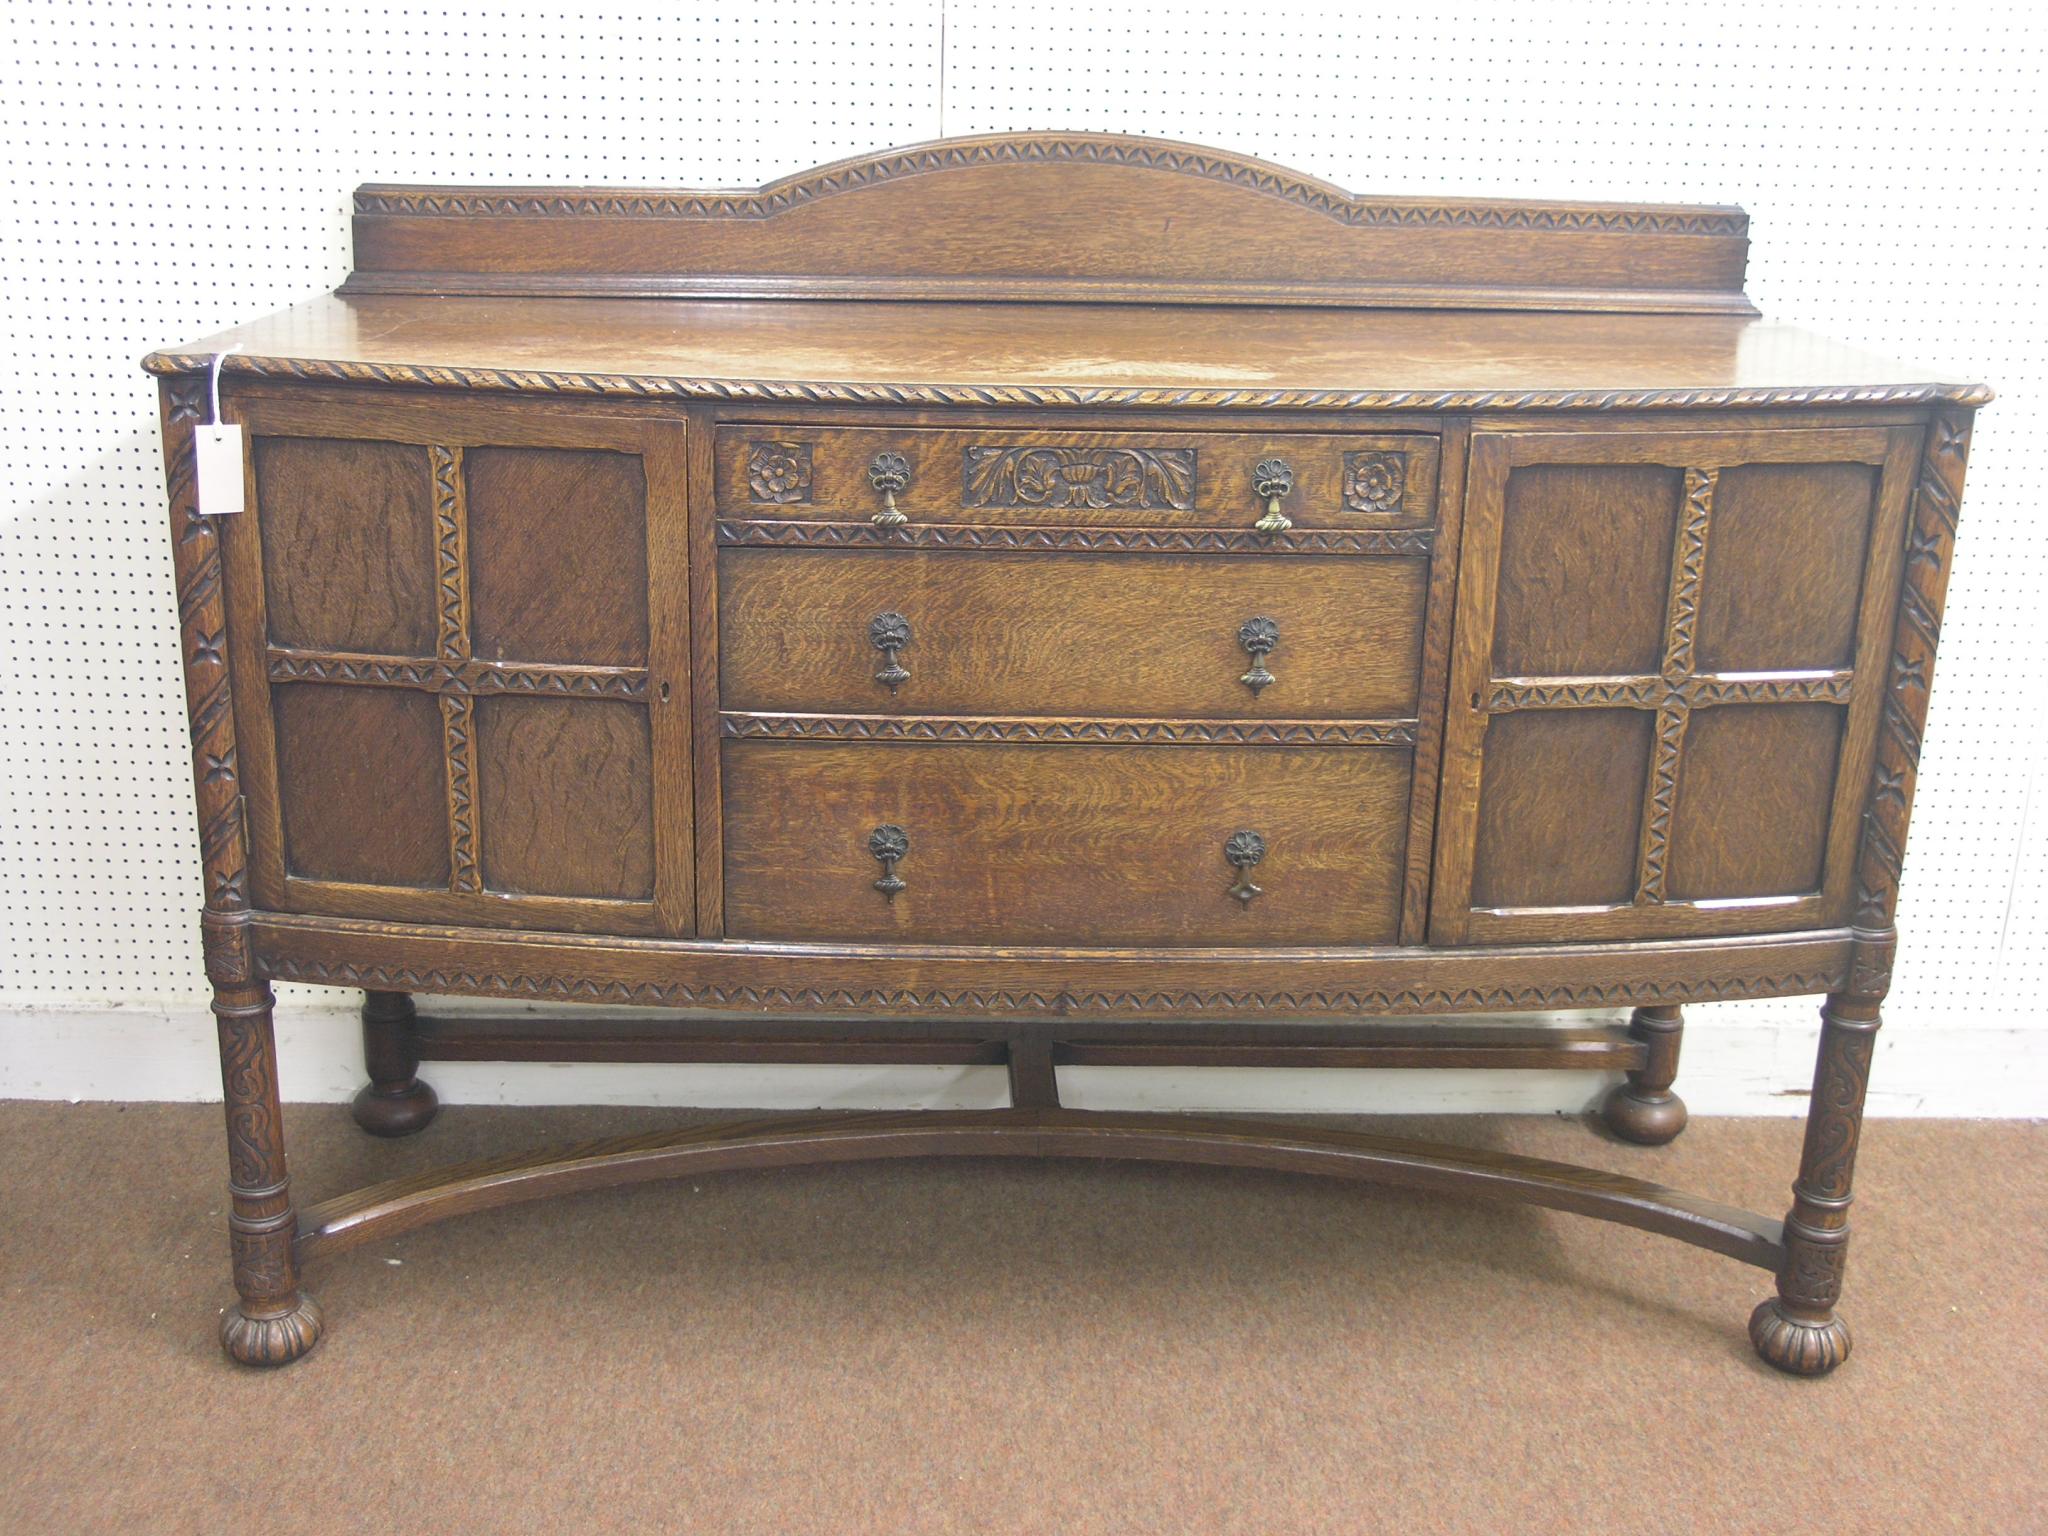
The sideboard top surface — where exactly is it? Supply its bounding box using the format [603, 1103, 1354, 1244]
[144, 134, 1987, 413]
[146, 295, 1988, 413]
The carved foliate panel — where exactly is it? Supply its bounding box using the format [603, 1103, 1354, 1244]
[963, 445, 1196, 510]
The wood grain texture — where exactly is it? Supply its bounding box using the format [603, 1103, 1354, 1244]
[1493, 464, 1680, 676]
[1668, 704, 1843, 900]
[1471, 709, 1655, 910]
[145, 302, 1991, 417]
[1695, 461, 1879, 672]
[253, 435, 437, 655]
[474, 697, 654, 901]
[271, 684, 450, 889]
[721, 741, 1411, 945]
[341, 132, 1754, 313]
[717, 549, 1428, 719]
[466, 446, 650, 667]
[291, 1109, 1787, 1275]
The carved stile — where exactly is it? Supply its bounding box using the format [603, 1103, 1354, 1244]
[161, 373, 321, 1365]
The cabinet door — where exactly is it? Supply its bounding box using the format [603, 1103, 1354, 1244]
[1431, 426, 1918, 944]
[221, 391, 691, 935]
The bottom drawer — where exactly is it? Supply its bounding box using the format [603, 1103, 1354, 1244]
[721, 742, 1411, 946]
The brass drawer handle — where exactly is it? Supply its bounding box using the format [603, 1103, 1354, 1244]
[869, 824, 910, 901]
[869, 612, 912, 691]
[1238, 617, 1279, 695]
[1224, 829, 1266, 906]
[868, 452, 911, 527]
[1251, 458, 1295, 534]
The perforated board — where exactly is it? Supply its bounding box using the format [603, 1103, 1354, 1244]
[2, 0, 2042, 1111]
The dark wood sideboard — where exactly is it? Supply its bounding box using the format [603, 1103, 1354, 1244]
[144, 133, 1987, 1374]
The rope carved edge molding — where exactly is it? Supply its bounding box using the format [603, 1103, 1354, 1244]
[141, 354, 1997, 416]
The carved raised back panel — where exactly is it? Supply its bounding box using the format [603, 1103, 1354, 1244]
[343, 131, 1753, 314]
[220, 390, 694, 935]
[1431, 426, 1921, 944]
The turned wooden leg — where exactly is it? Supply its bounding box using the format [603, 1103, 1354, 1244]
[1750, 992, 1879, 1376]
[351, 989, 439, 1137]
[214, 980, 323, 1367]
[1601, 1004, 1688, 1144]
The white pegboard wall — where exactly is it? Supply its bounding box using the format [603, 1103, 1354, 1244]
[3, 0, 2045, 1110]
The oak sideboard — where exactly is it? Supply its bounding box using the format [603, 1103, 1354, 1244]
[144, 132, 1987, 1374]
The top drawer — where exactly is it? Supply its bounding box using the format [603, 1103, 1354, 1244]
[716, 426, 1439, 531]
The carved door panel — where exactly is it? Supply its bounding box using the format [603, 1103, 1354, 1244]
[1431, 426, 1920, 944]
[220, 390, 691, 935]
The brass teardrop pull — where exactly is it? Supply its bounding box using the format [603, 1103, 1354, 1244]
[1251, 458, 1295, 534]
[869, 824, 910, 901]
[869, 612, 912, 691]
[1224, 829, 1267, 906]
[1238, 617, 1279, 695]
[868, 452, 911, 527]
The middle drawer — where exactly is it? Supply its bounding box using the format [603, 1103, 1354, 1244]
[718, 549, 1428, 719]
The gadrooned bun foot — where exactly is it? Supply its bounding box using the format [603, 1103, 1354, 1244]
[220, 1294, 324, 1367]
[1748, 1298, 1851, 1376]
[351, 1077, 439, 1138]
[1600, 1082, 1689, 1145]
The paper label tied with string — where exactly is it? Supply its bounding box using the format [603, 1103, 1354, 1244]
[193, 345, 245, 515]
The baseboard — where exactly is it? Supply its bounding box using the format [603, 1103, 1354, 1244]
[3, 1001, 2042, 1117]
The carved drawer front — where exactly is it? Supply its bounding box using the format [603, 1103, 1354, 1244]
[716, 426, 1439, 535]
[1432, 426, 1922, 944]
[220, 392, 693, 935]
[721, 742, 1411, 945]
[719, 549, 1427, 721]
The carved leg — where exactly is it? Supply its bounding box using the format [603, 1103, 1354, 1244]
[215, 980, 323, 1366]
[1750, 992, 1878, 1376]
[1600, 1004, 1688, 1144]
[350, 989, 439, 1137]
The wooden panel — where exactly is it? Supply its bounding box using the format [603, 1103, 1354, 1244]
[342, 133, 1754, 312]
[1435, 424, 1917, 945]
[715, 426, 1439, 530]
[466, 447, 650, 667]
[719, 549, 1426, 719]
[1470, 710, 1654, 911]
[253, 436, 436, 654]
[1668, 705, 1843, 900]
[475, 697, 654, 900]
[272, 684, 448, 888]
[1492, 464, 1680, 677]
[721, 742, 1411, 946]
[1694, 462, 1879, 672]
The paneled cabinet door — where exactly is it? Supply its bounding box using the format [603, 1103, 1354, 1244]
[1430, 426, 1920, 944]
[220, 391, 692, 936]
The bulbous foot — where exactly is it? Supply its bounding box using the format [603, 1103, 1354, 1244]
[221, 1294, 324, 1367]
[1600, 1082, 1688, 1145]
[1748, 1298, 1851, 1376]
[351, 1076, 439, 1137]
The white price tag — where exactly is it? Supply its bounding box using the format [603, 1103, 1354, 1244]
[193, 343, 245, 515]
[194, 422, 246, 515]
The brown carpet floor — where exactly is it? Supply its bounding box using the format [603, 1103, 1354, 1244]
[1, 1102, 2042, 1535]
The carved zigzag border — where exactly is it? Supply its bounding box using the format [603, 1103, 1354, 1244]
[263, 957, 1848, 1016]
[352, 134, 1751, 235]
